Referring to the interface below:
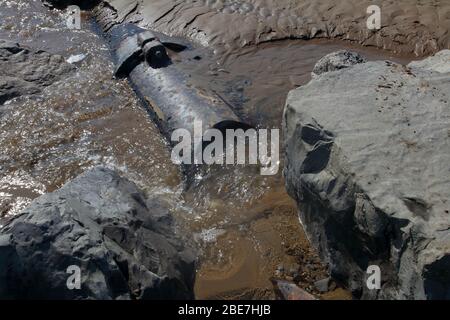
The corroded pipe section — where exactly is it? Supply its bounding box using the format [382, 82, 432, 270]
[113, 28, 170, 78]
[97, 17, 249, 141]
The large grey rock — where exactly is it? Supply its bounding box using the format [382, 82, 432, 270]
[0, 40, 74, 105]
[283, 51, 450, 299]
[311, 50, 367, 78]
[0, 167, 196, 300]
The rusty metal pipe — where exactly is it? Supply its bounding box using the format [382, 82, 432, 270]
[104, 23, 250, 142]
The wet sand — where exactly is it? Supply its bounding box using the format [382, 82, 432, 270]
[104, 0, 450, 56]
[191, 185, 337, 299]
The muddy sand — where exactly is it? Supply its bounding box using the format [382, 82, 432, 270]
[101, 0, 450, 56]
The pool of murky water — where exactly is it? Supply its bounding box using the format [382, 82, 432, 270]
[0, 0, 413, 299]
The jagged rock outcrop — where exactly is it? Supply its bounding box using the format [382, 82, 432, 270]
[283, 50, 450, 299]
[0, 40, 74, 105]
[0, 167, 196, 300]
[311, 50, 367, 78]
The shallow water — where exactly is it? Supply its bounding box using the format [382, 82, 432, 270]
[0, 0, 182, 223]
[0, 0, 412, 299]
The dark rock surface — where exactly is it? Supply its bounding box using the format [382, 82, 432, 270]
[283, 50, 450, 299]
[0, 167, 196, 300]
[92, 0, 450, 56]
[0, 40, 74, 105]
